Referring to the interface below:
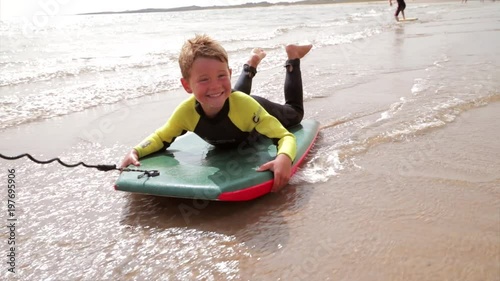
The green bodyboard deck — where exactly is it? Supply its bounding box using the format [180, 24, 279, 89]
[115, 119, 320, 201]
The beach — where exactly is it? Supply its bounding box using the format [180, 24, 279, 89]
[0, 1, 499, 280]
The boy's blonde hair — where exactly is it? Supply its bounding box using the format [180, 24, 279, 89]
[178, 34, 229, 80]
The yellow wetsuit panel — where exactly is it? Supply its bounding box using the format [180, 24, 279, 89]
[134, 91, 296, 161]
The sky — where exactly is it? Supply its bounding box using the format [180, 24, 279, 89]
[0, 0, 299, 20]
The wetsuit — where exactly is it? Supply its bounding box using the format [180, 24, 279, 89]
[134, 58, 304, 162]
[236, 58, 304, 129]
[395, 0, 406, 17]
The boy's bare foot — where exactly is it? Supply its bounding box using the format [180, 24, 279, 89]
[248, 48, 267, 68]
[286, 44, 313, 60]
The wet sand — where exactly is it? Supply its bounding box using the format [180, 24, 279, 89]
[271, 103, 499, 280]
[91, 102, 500, 281]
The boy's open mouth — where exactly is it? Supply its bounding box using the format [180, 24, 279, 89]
[207, 92, 223, 98]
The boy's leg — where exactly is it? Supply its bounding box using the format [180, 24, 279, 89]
[252, 44, 312, 128]
[233, 48, 266, 95]
[251, 62, 303, 128]
[233, 64, 256, 95]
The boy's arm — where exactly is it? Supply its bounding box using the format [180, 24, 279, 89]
[254, 114, 297, 162]
[134, 118, 186, 158]
[119, 148, 140, 169]
[254, 112, 297, 192]
[257, 153, 292, 192]
[134, 97, 198, 158]
[227, 92, 297, 191]
[229, 92, 297, 161]
[120, 112, 193, 169]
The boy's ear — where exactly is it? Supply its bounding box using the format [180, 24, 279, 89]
[180, 78, 192, 93]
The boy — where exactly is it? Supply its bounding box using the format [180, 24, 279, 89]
[120, 34, 312, 192]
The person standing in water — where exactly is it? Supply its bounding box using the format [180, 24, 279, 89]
[390, 0, 406, 21]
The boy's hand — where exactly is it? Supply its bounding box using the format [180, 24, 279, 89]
[119, 149, 140, 169]
[257, 154, 292, 192]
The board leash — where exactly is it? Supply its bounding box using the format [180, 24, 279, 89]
[0, 153, 159, 178]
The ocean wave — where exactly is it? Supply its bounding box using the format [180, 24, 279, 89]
[0, 54, 177, 87]
[291, 146, 343, 184]
[311, 91, 500, 181]
[377, 94, 494, 146]
[313, 28, 383, 48]
[0, 75, 180, 129]
[218, 17, 353, 46]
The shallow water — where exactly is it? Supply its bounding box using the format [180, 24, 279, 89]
[0, 1, 499, 280]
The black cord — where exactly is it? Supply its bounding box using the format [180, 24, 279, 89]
[0, 153, 159, 178]
[0, 153, 117, 171]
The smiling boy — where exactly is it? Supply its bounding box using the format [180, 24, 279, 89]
[120, 34, 312, 192]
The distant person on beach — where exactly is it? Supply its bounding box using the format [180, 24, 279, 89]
[119, 34, 312, 191]
[462, 0, 493, 4]
[390, 0, 406, 21]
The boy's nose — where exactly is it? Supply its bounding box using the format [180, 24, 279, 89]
[208, 79, 221, 90]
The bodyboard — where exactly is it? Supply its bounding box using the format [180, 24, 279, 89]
[399, 18, 418, 22]
[115, 120, 320, 201]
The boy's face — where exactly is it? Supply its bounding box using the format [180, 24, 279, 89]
[180, 57, 232, 117]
